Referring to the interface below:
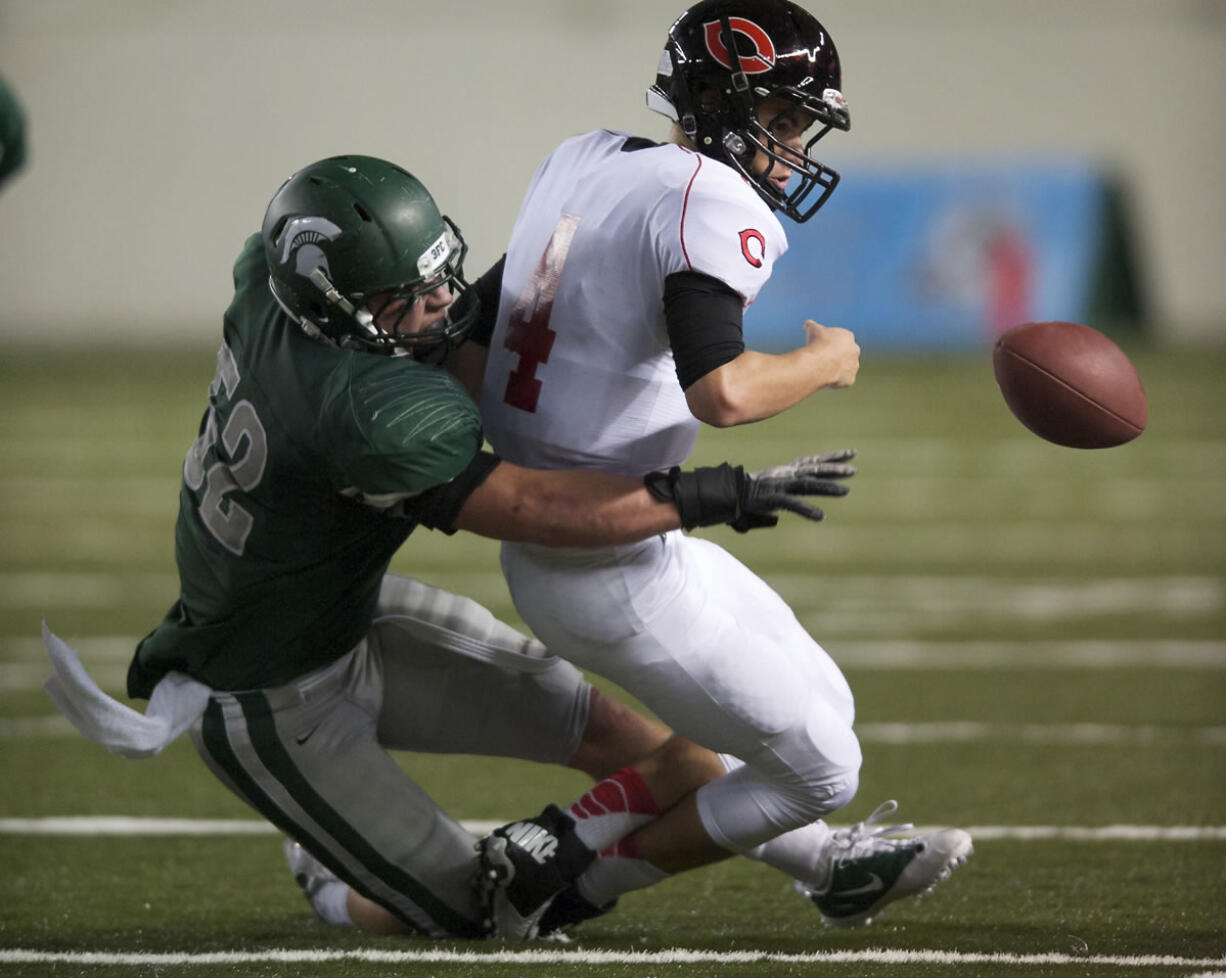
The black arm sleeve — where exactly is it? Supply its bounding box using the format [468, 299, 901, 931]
[464, 255, 506, 348]
[663, 270, 746, 390]
[399, 449, 501, 533]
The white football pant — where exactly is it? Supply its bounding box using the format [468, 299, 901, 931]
[501, 531, 862, 852]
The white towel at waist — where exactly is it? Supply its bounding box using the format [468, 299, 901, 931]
[41, 621, 210, 759]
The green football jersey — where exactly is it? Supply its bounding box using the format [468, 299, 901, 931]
[128, 235, 483, 698]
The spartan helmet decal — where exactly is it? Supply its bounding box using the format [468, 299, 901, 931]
[277, 216, 343, 281]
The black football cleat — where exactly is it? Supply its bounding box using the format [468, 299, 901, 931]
[475, 804, 596, 939]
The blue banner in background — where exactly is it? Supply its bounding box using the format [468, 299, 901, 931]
[745, 162, 1109, 351]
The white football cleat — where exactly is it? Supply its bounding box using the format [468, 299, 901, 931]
[283, 838, 343, 923]
[797, 800, 973, 927]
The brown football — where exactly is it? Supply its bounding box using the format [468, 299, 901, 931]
[993, 321, 1148, 448]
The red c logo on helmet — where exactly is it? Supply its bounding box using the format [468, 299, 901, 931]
[704, 17, 777, 74]
[739, 228, 766, 268]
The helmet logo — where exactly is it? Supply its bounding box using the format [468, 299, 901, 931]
[739, 228, 766, 268]
[703, 17, 776, 74]
[277, 216, 343, 277]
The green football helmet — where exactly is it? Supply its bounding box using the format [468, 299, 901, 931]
[261, 155, 477, 358]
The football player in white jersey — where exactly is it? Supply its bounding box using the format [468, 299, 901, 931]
[466, 0, 973, 938]
[39, 152, 865, 941]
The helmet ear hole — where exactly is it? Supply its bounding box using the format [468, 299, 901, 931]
[694, 84, 722, 114]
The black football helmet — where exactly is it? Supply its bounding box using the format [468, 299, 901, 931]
[261, 155, 478, 359]
[646, 0, 850, 223]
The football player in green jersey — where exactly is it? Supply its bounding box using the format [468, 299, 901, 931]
[43, 154, 856, 938]
[0, 71, 27, 190]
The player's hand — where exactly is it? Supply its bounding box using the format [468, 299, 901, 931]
[802, 320, 860, 389]
[643, 450, 856, 533]
[732, 449, 857, 531]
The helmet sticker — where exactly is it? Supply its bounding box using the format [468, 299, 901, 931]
[417, 229, 454, 279]
[703, 17, 776, 74]
[739, 228, 766, 268]
[277, 216, 343, 269]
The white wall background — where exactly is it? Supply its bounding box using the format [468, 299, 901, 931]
[0, 0, 1223, 346]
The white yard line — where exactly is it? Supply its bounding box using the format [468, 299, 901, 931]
[832, 639, 1226, 669]
[1, 816, 1222, 841]
[855, 722, 1226, 745]
[1, 947, 1223, 969]
[5, 573, 1223, 621]
[964, 825, 1226, 841]
[4, 637, 1224, 668]
[4, 713, 1223, 745]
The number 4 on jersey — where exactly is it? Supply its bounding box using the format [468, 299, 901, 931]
[502, 214, 580, 413]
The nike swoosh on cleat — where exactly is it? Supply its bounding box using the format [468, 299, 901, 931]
[829, 873, 886, 897]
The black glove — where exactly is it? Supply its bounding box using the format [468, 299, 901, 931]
[644, 449, 856, 533]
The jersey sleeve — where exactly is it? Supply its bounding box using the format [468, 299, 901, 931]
[325, 357, 484, 499]
[663, 271, 746, 388]
[661, 161, 786, 306]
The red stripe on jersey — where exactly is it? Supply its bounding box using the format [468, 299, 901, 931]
[678, 151, 704, 271]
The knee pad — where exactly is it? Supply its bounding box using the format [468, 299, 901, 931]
[695, 758, 860, 854]
[770, 761, 860, 827]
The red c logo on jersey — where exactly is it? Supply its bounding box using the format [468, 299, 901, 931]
[704, 18, 777, 74]
[739, 228, 766, 268]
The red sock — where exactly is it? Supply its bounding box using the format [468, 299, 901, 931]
[567, 767, 659, 851]
[599, 833, 642, 860]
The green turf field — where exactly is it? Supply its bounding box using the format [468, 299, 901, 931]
[1, 345, 1223, 977]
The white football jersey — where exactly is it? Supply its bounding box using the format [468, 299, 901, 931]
[480, 129, 787, 475]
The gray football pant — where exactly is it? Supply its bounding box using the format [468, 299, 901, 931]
[189, 574, 590, 937]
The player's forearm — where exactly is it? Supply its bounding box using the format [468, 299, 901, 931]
[454, 464, 681, 547]
[685, 347, 839, 427]
[443, 342, 489, 403]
